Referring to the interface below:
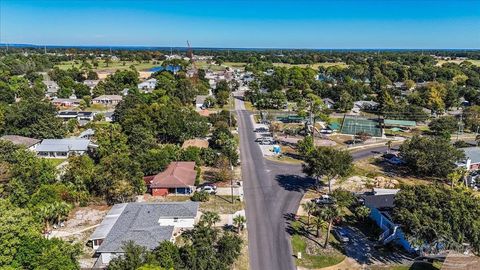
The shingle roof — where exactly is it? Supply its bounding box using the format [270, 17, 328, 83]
[36, 139, 91, 152]
[1, 135, 40, 148]
[95, 202, 198, 253]
[362, 194, 395, 209]
[150, 162, 196, 188]
[196, 95, 208, 105]
[93, 95, 123, 101]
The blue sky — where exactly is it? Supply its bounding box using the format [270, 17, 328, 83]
[1, 0, 479, 49]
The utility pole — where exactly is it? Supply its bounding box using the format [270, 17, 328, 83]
[309, 99, 315, 146]
[457, 114, 463, 141]
[229, 92, 234, 204]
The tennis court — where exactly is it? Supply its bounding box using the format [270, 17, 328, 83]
[341, 116, 382, 137]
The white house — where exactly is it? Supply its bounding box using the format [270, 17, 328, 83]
[35, 139, 96, 158]
[92, 95, 123, 106]
[90, 202, 199, 267]
[83, 80, 100, 90]
[137, 78, 157, 92]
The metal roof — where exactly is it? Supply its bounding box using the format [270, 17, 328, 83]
[94, 202, 198, 253]
[36, 139, 92, 152]
[463, 147, 480, 164]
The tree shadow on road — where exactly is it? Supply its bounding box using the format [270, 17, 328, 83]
[275, 174, 315, 192]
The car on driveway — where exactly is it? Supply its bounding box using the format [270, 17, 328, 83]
[333, 227, 350, 243]
[197, 185, 217, 194]
[311, 194, 335, 205]
[258, 137, 275, 145]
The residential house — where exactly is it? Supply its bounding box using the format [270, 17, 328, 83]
[459, 147, 480, 171]
[352, 100, 379, 114]
[145, 161, 197, 196]
[57, 111, 96, 126]
[359, 188, 415, 253]
[322, 98, 335, 109]
[57, 111, 79, 121]
[90, 202, 199, 266]
[83, 80, 100, 90]
[104, 112, 114, 122]
[182, 139, 209, 149]
[195, 95, 209, 109]
[137, 78, 157, 92]
[92, 95, 123, 106]
[0, 135, 40, 150]
[78, 129, 95, 140]
[77, 111, 95, 126]
[43, 80, 60, 97]
[35, 139, 96, 158]
[51, 98, 82, 108]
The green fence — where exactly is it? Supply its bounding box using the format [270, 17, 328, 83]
[341, 116, 382, 137]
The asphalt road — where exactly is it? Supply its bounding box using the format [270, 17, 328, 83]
[235, 95, 398, 270]
[236, 99, 313, 270]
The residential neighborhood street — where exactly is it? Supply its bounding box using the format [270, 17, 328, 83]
[236, 97, 313, 270]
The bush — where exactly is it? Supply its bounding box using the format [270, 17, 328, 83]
[191, 191, 209, 202]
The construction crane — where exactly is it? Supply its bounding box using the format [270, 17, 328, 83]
[186, 40, 198, 81]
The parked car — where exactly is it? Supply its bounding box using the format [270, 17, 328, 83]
[333, 227, 349, 243]
[254, 127, 269, 133]
[259, 137, 275, 145]
[311, 194, 335, 205]
[197, 185, 217, 194]
[387, 157, 405, 165]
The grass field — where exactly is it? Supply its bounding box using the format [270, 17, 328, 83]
[435, 59, 480, 66]
[55, 59, 159, 72]
[221, 61, 348, 70]
[272, 62, 348, 69]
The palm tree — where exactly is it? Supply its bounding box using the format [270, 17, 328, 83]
[312, 215, 327, 239]
[233, 215, 247, 233]
[38, 204, 54, 233]
[302, 201, 316, 226]
[386, 140, 393, 153]
[354, 205, 371, 221]
[320, 206, 341, 248]
[200, 211, 220, 227]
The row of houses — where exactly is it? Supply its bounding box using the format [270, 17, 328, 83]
[57, 110, 114, 124]
[51, 95, 123, 108]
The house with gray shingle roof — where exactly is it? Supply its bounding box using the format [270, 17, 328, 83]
[90, 202, 199, 266]
[0, 135, 41, 150]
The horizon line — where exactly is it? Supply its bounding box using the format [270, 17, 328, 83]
[0, 43, 479, 51]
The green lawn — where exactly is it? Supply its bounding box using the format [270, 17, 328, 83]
[163, 195, 244, 214]
[55, 59, 160, 72]
[290, 220, 345, 269]
[291, 235, 345, 269]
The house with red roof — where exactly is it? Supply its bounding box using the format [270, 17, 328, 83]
[144, 162, 197, 196]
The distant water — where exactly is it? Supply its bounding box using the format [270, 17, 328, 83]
[149, 65, 181, 72]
